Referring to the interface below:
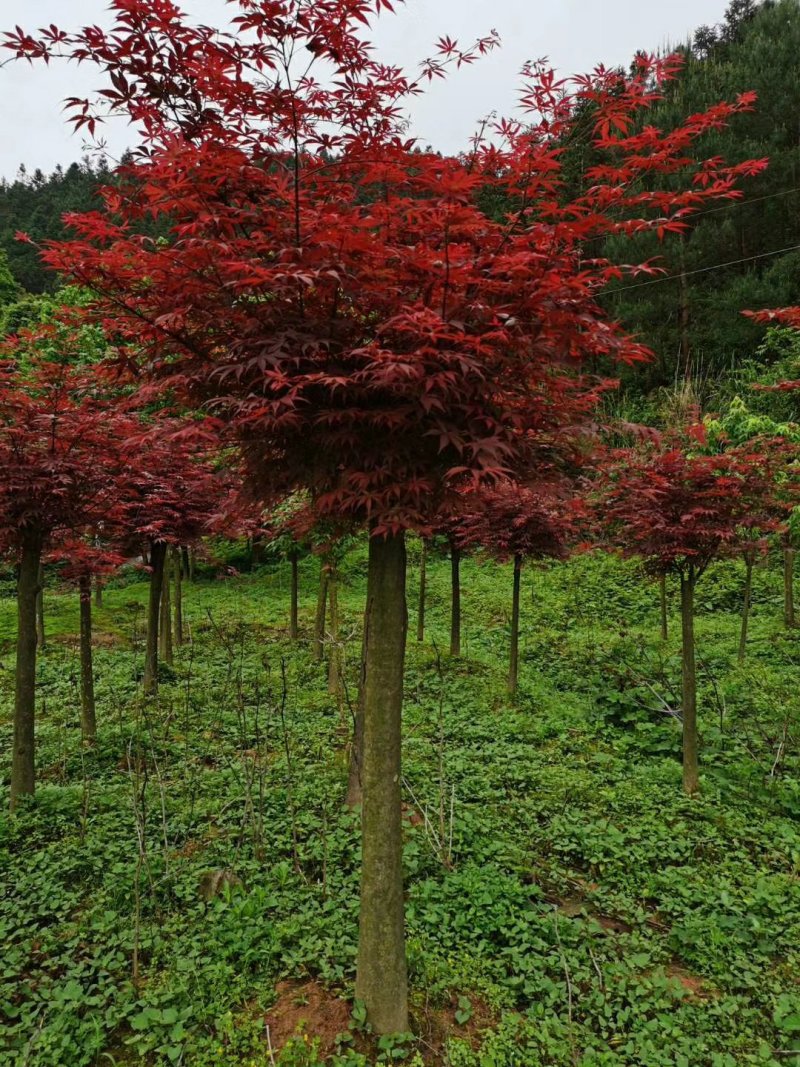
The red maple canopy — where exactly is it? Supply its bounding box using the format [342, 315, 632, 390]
[599, 434, 791, 577]
[4, 2, 767, 531]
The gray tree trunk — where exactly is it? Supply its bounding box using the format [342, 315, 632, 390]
[143, 541, 167, 695]
[680, 568, 699, 796]
[35, 562, 45, 651]
[355, 531, 409, 1034]
[508, 554, 522, 696]
[313, 560, 330, 663]
[11, 532, 43, 809]
[784, 547, 795, 628]
[290, 549, 299, 640]
[79, 575, 97, 742]
[739, 556, 753, 664]
[416, 540, 426, 642]
[159, 552, 174, 667]
[450, 541, 461, 657]
[173, 546, 184, 647]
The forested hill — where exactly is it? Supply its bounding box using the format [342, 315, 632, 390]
[605, 0, 800, 392]
[0, 158, 112, 293]
[1, 0, 799, 395]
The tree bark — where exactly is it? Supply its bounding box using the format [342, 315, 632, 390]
[784, 547, 795, 629]
[94, 579, 103, 608]
[289, 549, 299, 640]
[35, 562, 45, 651]
[159, 552, 174, 666]
[143, 541, 167, 695]
[173, 546, 184, 647]
[450, 541, 461, 657]
[182, 545, 194, 584]
[313, 559, 330, 663]
[508, 554, 522, 697]
[680, 568, 699, 796]
[327, 565, 341, 696]
[739, 555, 753, 665]
[659, 574, 668, 641]
[355, 530, 408, 1034]
[416, 539, 427, 642]
[79, 575, 97, 742]
[11, 531, 43, 810]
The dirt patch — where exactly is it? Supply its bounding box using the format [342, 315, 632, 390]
[263, 980, 352, 1056]
[665, 963, 714, 999]
[415, 994, 496, 1058]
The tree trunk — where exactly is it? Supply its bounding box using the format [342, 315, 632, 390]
[289, 549, 299, 640]
[313, 560, 330, 663]
[94, 578, 103, 608]
[355, 530, 408, 1034]
[35, 562, 45, 651]
[182, 545, 193, 584]
[680, 568, 699, 796]
[659, 574, 668, 641]
[450, 541, 461, 657]
[143, 541, 167, 696]
[11, 532, 42, 810]
[159, 552, 174, 667]
[327, 565, 341, 696]
[508, 554, 522, 697]
[416, 539, 427, 643]
[784, 547, 795, 629]
[739, 556, 753, 665]
[79, 575, 97, 743]
[173, 546, 184, 647]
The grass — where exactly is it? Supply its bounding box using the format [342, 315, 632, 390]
[1, 543, 799, 1065]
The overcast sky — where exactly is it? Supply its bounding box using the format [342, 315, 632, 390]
[1, 0, 730, 179]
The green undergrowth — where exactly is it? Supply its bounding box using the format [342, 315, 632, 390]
[1, 545, 799, 1065]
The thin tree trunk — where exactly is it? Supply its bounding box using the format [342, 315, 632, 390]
[182, 545, 193, 584]
[680, 568, 699, 796]
[659, 574, 668, 641]
[290, 549, 299, 640]
[187, 546, 196, 583]
[346, 657, 365, 809]
[784, 547, 795, 628]
[327, 565, 341, 696]
[94, 578, 103, 608]
[173, 546, 183, 647]
[159, 552, 174, 667]
[739, 556, 753, 665]
[35, 562, 45, 651]
[450, 541, 461, 657]
[11, 532, 42, 810]
[355, 530, 408, 1034]
[416, 539, 427, 642]
[313, 559, 330, 663]
[79, 575, 96, 742]
[508, 554, 522, 697]
[143, 541, 167, 696]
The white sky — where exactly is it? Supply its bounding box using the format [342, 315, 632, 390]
[0, 0, 730, 178]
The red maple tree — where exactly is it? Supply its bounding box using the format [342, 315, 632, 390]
[0, 346, 131, 808]
[4, 0, 769, 1029]
[457, 483, 583, 695]
[599, 433, 788, 795]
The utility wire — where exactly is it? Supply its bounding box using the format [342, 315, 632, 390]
[683, 185, 800, 220]
[602, 241, 800, 296]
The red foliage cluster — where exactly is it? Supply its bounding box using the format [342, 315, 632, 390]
[0, 355, 130, 558]
[454, 482, 583, 563]
[3, 2, 767, 533]
[599, 435, 793, 576]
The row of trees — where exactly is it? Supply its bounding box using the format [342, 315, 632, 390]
[2, 0, 795, 1036]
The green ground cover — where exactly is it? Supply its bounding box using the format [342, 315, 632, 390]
[1, 545, 799, 1066]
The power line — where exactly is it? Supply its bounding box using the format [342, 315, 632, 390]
[602, 241, 800, 296]
[683, 185, 800, 221]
